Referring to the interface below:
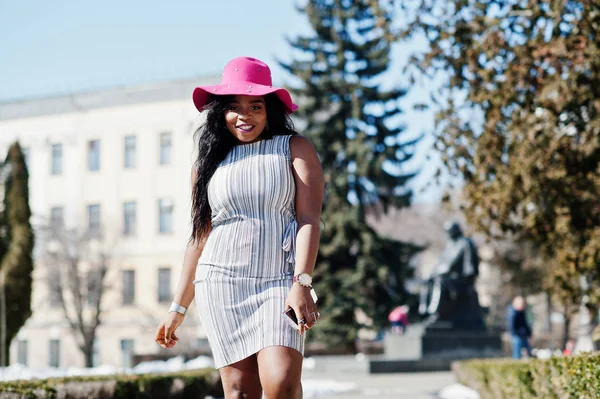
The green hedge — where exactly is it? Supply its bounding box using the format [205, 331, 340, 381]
[453, 353, 600, 399]
[0, 368, 223, 399]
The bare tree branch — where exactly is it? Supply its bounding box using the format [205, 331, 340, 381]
[39, 223, 113, 367]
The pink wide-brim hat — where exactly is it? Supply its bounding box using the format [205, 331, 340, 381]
[192, 56, 298, 114]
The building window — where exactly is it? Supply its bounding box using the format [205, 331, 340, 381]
[48, 267, 62, 308]
[158, 199, 173, 234]
[159, 132, 172, 165]
[50, 206, 64, 228]
[122, 270, 135, 305]
[17, 339, 28, 366]
[87, 204, 101, 237]
[87, 269, 102, 307]
[51, 143, 62, 175]
[157, 268, 171, 303]
[120, 339, 135, 369]
[88, 140, 100, 171]
[21, 147, 30, 170]
[123, 201, 136, 236]
[49, 339, 60, 368]
[124, 135, 136, 169]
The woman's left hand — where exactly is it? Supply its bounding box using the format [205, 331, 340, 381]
[285, 283, 319, 336]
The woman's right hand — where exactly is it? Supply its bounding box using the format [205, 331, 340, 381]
[155, 312, 184, 349]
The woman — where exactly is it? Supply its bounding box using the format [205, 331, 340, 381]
[154, 56, 324, 399]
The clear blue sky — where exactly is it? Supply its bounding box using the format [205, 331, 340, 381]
[0, 1, 311, 99]
[0, 0, 445, 203]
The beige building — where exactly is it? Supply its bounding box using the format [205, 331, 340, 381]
[0, 77, 217, 369]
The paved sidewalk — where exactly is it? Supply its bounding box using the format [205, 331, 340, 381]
[303, 371, 456, 398]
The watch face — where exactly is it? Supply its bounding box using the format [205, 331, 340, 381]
[299, 274, 312, 286]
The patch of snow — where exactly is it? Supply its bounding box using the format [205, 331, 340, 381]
[302, 379, 356, 398]
[132, 355, 185, 374]
[359, 387, 410, 396]
[534, 348, 554, 359]
[64, 365, 119, 377]
[0, 355, 215, 382]
[438, 383, 480, 399]
[183, 356, 215, 370]
[302, 357, 316, 369]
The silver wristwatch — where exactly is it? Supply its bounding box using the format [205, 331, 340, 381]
[168, 302, 187, 315]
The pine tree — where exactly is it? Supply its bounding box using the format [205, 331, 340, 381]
[282, 0, 421, 349]
[0, 142, 34, 365]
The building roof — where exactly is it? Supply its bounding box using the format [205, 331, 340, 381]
[0, 76, 218, 121]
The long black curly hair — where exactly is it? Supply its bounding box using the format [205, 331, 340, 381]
[190, 93, 298, 243]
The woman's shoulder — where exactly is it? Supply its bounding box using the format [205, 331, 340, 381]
[289, 134, 317, 156]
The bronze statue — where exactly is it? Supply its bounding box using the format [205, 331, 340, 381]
[419, 221, 485, 330]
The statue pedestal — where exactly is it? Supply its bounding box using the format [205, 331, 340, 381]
[383, 323, 425, 360]
[370, 321, 503, 373]
[421, 322, 503, 359]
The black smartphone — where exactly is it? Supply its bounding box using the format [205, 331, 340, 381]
[282, 308, 300, 330]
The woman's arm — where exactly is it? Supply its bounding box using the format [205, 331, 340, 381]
[174, 167, 211, 308]
[155, 169, 211, 349]
[291, 135, 324, 277]
[172, 236, 209, 308]
[285, 135, 324, 335]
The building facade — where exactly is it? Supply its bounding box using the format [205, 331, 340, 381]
[0, 77, 216, 369]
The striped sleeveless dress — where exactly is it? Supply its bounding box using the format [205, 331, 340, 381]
[193, 134, 304, 368]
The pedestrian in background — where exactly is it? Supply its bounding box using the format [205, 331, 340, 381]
[388, 305, 409, 334]
[563, 339, 576, 356]
[154, 56, 324, 398]
[506, 295, 533, 359]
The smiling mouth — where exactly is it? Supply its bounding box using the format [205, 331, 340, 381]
[236, 124, 255, 133]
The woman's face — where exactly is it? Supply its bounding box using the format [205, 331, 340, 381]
[224, 95, 267, 144]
